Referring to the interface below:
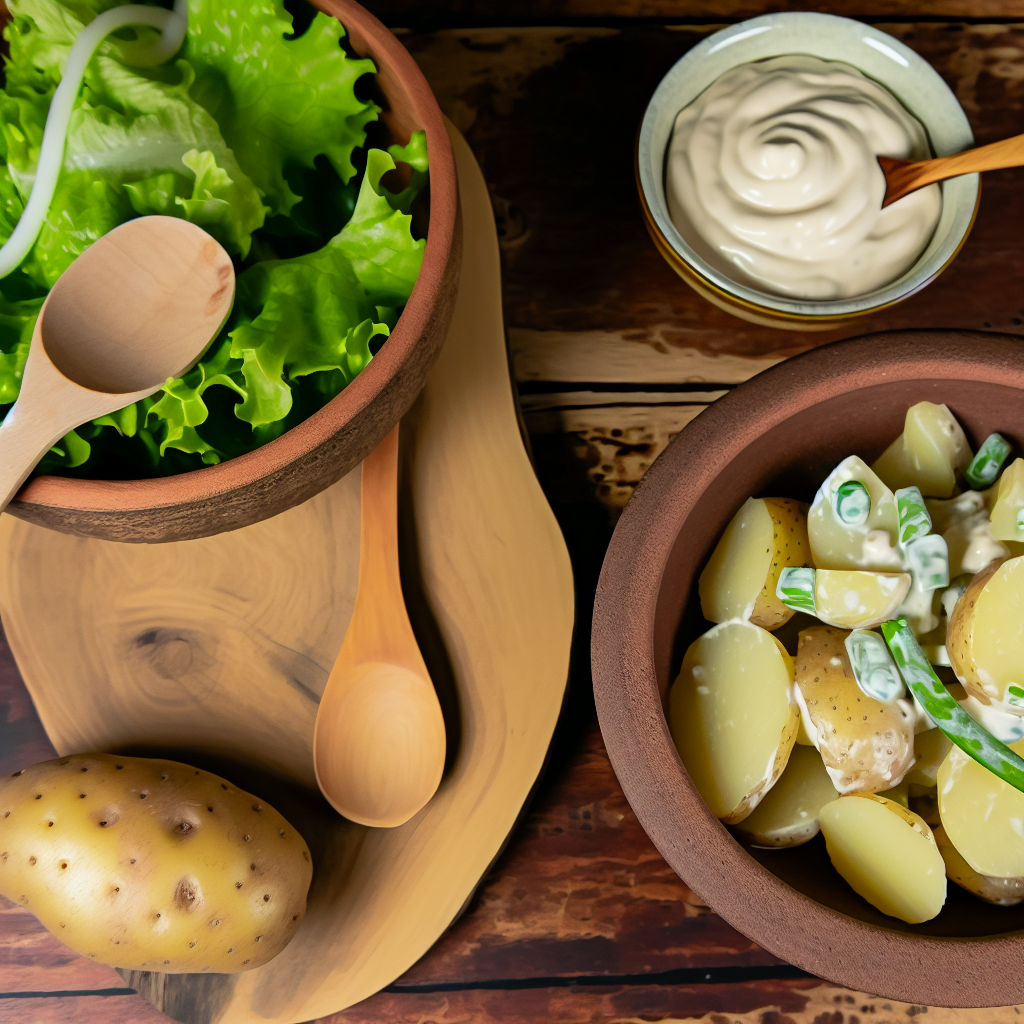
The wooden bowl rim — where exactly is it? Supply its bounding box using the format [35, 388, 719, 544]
[592, 329, 1024, 1008]
[14, 0, 458, 516]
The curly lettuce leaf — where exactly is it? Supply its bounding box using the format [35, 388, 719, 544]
[183, 0, 379, 217]
[332, 142, 426, 308]
[1, 2, 267, 277]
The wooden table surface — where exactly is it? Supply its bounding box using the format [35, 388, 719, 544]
[1, 2, 1022, 1022]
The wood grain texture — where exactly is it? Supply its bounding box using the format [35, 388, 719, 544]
[0, 124, 574, 1023]
[376, 1, 1024, 25]
[320, 980, 1024, 1023]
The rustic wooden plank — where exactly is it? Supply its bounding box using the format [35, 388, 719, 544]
[377, 1, 1024, 27]
[519, 390, 729, 410]
[396, 720, 784, 985]
[0, 897, 133, 995]
[320, 979, 1024, 1023]
[0, 629, 56, 778]
[0, 994, 170, 1024]
[405, 23, 1024, 377]
[524, 405, 706, 512]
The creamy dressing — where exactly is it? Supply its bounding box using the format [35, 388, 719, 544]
[666, 55, 942, 300]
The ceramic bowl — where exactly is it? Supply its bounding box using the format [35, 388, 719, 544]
[592, 330, 1024, 1006]
[636, 13, 979, 331]
[8, 0, 461, 543]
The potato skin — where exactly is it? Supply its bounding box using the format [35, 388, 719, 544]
[0, 754, 312, 973]
[794, 626, 915, 795]
[750, 498, 812, 631]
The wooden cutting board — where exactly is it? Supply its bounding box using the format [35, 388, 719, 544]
[0, 123, 575, 1024]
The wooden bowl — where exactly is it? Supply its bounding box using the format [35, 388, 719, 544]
[592, 330, 1024, 1008]
[7, 0, 461, 543]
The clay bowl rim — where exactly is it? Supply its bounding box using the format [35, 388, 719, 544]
[591, 329, 1024, 1008]
[12, 0, 458, 520]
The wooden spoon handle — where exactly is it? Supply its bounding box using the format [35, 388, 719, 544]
[334, 422, 426, 674]
[0, 402, 65, 511]
[881, 133, 1024, 207]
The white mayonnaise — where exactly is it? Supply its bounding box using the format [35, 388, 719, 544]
[666, 55, 942, 300]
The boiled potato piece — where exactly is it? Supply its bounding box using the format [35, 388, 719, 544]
[814, 569, 911, 630]
[0, 754, 312, 973]
[934, 825, 1024, 907]
[904, 727, 952, 787]
[990, 458, 1024, 542]
[808, 457, 901, 571]
[937, 737, 1024, 878]
[819, 794, 946, 923]
[795, 626, 915, 794]
[947, 556, 1024, 714]
[699, 497, 811, 630]
[733, 745, 838, 848]
[669, 620, 798, 824]
[872, 402, 972, 498]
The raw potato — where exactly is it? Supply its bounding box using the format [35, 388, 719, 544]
[698, 497, 811, 629]
[669, 620, 798, 824]
[813, 569, 911, 630]
[937, 737, 1024, 879]
[872, 401, 972, 498]
[990, 458, 1024, 542]
[808, 457, 901, 571]
[934, 825, 1024, 907]
[818, 794, 947, 923]
[732, 745, 838, 848]
[794, 626, 915, 794]
[0, 754, 312, 973]
[947, 556, 1024, 714]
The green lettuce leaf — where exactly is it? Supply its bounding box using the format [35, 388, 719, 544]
[333, 142, 426, 307]
[0, 1, 428, 479]
[183, 0, 379, 217]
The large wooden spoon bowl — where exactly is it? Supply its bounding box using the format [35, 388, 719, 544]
[6, 0, 461, 543]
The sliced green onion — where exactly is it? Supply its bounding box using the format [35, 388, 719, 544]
[1008, 684, 1024, 712]
[845, 629, 904, 702]
[881, 617, 1024, 793]
[964, 432, 1011, 490]
[895, 486, 931, 546]
[834, 480, 871, 526]
[776, 566, 815, 614]
[904, 534, 949, 592]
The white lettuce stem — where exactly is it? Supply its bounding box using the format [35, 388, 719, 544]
[0, 0, 188, 279]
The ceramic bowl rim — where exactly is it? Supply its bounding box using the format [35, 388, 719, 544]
[636, 12, 979, 318]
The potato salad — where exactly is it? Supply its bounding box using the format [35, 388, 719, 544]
[669, 402, 1024, 923]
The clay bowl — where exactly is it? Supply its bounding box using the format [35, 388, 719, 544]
[592, 330, 1024, 1007]
[8, 0, 461, 543]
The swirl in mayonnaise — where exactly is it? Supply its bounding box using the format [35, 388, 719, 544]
[666, 56, 942, 300]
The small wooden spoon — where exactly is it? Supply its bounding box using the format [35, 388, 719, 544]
[879, 133, 1024, 208]
[313, 423, 446, 828]
[0, 215, 234, 508]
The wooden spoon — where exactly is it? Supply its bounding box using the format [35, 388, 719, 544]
[879, 133, 1024, 208]
[313, 423, 446, 828]
[0, 215, 234, 509]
